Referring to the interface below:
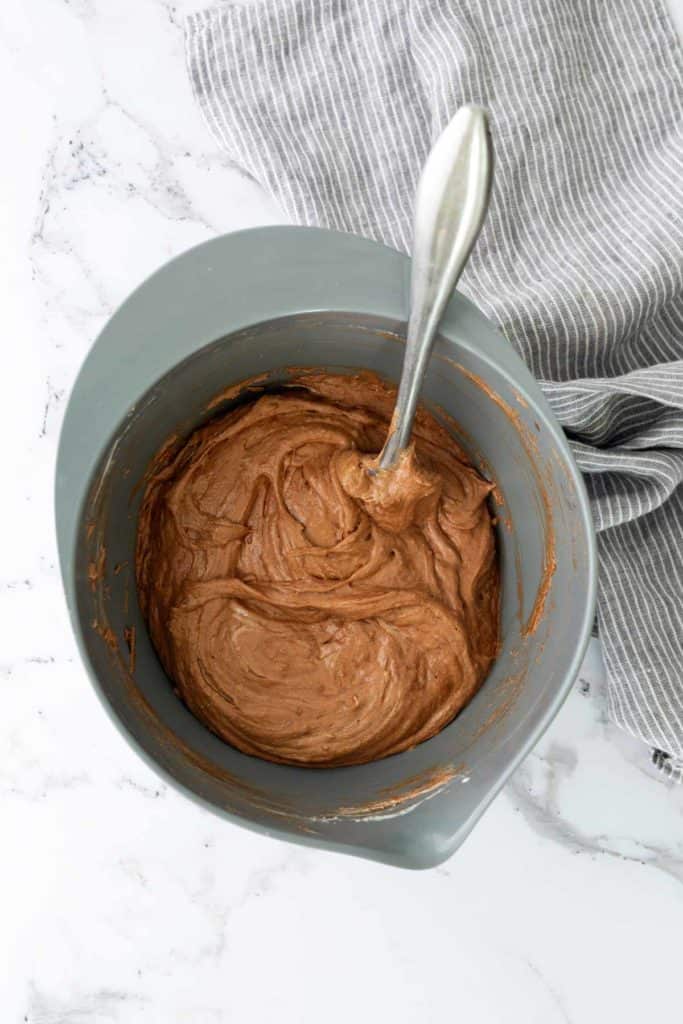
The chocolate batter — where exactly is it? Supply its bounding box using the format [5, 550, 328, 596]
[136, 371, 499, 767]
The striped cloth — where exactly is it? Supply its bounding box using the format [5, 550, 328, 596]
[185, 0, 683, 778]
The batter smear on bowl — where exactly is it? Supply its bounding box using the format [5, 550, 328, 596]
[136, 371, 500, 767]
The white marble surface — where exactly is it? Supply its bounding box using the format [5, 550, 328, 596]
[1, 2, 682, 1021]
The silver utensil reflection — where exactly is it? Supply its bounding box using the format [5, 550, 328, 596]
[377, 105, 493, 471]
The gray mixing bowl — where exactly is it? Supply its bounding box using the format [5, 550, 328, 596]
[56, 226, 596, 869]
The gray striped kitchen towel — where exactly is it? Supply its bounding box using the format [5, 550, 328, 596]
[185, 0, 683, 778]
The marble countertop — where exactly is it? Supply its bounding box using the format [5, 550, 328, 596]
[2, 2, 682, 1021]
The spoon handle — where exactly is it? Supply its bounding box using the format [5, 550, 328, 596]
[378, 105, 493, 470]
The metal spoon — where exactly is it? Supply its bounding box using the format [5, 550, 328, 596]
[377, 105, 493, 471]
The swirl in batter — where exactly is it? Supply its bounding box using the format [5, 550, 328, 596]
[136, 371, 499, 767]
